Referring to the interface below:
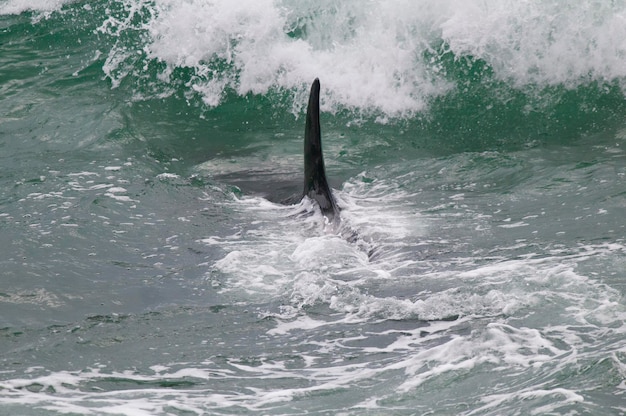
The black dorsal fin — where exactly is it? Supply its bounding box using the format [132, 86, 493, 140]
[302, 78, 340, 223]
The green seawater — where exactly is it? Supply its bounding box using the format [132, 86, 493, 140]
[1, 2, 626, 415]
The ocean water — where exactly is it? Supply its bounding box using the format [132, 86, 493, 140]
[1, 1, 626, 414]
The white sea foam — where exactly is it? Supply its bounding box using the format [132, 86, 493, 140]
[0, 288, 63, 308]
[0, 0, 71, 17]
[205, 177, 528, 323]
[2, 292, 622, 415]
[101, 0, 626, 117]
[1, 248, 625, 414]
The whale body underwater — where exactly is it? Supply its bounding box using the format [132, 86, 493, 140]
[234, 78, 343, 227]
[214, 78, 363, 245]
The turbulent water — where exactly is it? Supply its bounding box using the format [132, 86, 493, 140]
[2, 1, 626, 414]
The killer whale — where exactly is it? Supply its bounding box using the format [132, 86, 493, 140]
[302, 78, 341, 225]
[209, 78, 341, 221]
[211, 78, 365, 249]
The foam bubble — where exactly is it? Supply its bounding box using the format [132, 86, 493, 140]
[437, 1, 626, 87]
[0, 0, 71, 17]
[101, 0, 626, 118]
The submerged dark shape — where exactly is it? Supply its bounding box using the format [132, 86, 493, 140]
[302, 78, 340, 224]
